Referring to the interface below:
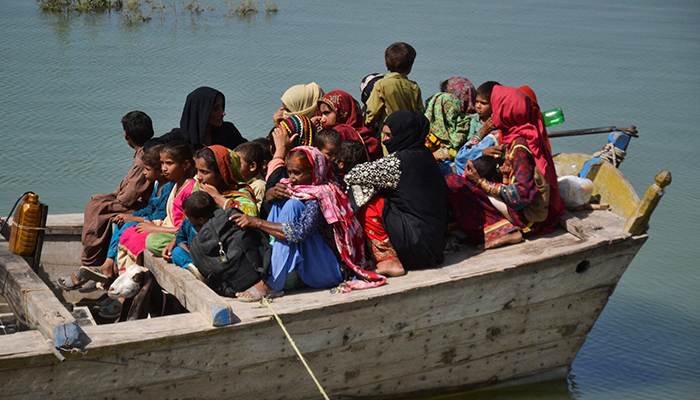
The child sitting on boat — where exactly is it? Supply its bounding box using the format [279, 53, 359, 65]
[58, 144, 173, 292]
[94, 141, 198, 282]
[234, 141, 267, 210]
[336, 139, 368, 176]
[170, 191, 218, 281]
[364, 42, 424, 128]
[448, 81, 504, 175]
[72, 111, 154, 286]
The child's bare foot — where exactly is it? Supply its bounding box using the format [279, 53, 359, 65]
[376, 257, 405, 277]
[483, 230, 523, 250]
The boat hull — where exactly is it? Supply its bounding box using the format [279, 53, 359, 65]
[0, 224, 647, 399]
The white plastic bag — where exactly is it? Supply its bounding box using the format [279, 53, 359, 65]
[558, 175, 594, 208]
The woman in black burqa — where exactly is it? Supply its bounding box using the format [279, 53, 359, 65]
[146, 87, 247, 150]
[344, 110, 447, 277]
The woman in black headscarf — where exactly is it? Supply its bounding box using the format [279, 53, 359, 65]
[344, 110, 447, 277]
[146, 87, 247, 150]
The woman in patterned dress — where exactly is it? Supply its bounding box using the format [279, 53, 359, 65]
[345, 110, 448, 277]
[444, 86, 566, 249]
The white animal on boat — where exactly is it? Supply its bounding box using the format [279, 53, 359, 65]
[108, 264, 149, 299]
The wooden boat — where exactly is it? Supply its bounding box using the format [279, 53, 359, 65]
[0, 146, 670, 399]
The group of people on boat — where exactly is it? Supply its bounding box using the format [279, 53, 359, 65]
[58, 42, 566, 305]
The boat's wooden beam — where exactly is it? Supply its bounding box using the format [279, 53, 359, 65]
[558, 211, 595, 239]
[0, 240, 85, 349]
[624, 170, 671, 235]
[142, 252, 237, 327]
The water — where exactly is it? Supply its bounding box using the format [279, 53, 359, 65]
[1, 0, 699, 398]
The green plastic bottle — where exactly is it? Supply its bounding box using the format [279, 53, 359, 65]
[543, 108, 565, 127]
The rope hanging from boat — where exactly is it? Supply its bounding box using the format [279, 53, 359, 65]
[593, 142, 626, 167]
[262, 298, 330, 400]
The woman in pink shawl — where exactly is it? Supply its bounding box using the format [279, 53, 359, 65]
[312, 90, 382, 161]
[231, 146, 385, 301]
[445, 86, 566, 249]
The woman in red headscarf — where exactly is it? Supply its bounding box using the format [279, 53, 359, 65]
[445, 86, 566, 249]
[312, 90, 382, 161]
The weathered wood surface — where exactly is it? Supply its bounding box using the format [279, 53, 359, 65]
[553, 153, 640, 219]
[0, 239, 84, 349]
[0, 214, 647, 399]
[142, 252, 236, 327]
[624, 170, 672, 235]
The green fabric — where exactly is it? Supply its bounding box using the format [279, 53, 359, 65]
[424, 93, 471, 149]
[145, 232, 176, 256]
[468, 113, 484, 141]
[364, 72, 424, 126]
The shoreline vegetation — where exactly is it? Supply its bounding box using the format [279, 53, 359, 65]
[36, 0, 278, 23]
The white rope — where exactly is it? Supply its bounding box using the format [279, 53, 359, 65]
[593, 143, 627, 167]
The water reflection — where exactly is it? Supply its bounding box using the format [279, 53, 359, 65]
[430, 379, 578, 400]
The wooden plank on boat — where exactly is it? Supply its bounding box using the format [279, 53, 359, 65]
[559, 211, 595, 239]
[0, 240, 85, 349]
[142, 252, 237, 327]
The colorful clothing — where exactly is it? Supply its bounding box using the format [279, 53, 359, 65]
[424, 92, 471, 150]
[106, 181, 174, 260]
[266, 199, 344, 292]
[317, 90, 382, 161]
[81, 147, 153, 266]
[117, 179, 196, 271]
[346, 111, 447, 270]
[204, 145, 258, 217]
[357, 196, 398, 262]
[278, 146, 386, 292]
[280, 115, 316, 147]
[172, 218, 198, 268]
[444, 77, 477, 114]
[518, 85, 552, 152]
[446, 86, 566, 243]
[448, 130, 502, 175]
[492, 86, 565, 234]
[365, 72, 424, 126]
[281, 83, 325, 120]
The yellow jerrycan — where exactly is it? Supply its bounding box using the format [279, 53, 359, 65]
[9, 193, 44, 256]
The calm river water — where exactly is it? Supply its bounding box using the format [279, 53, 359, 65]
[1, 0, 698, 398]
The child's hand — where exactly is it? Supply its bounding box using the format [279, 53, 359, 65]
[162, 239, 176, 262]
[198, 183, 225, 207]
[134, 221, 156, 233]
[273, 106, 285, 126]
[113, 214, 125, 226]
[463, 160, 482, 184]
[499, 164, 512, 184]
[478, 118, 495, 137]
[310, 116, 323, 132]
[265, 183, 291, 202]
[272, 126, 298, 158]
